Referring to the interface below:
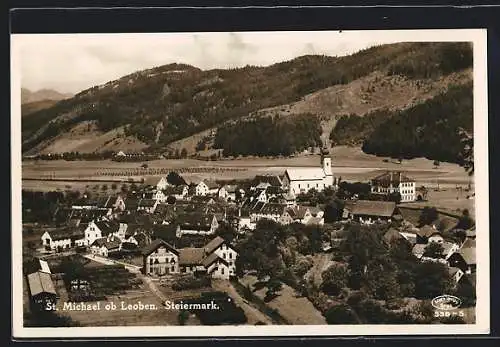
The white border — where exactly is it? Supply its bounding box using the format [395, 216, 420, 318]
[11, 29, 490, 338]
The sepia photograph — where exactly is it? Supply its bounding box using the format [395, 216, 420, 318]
[11, 29, 489, 337]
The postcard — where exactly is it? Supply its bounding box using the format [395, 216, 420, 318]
[11, 28, 489, 338]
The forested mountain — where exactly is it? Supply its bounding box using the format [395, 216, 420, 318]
[21, 42, 473, 160]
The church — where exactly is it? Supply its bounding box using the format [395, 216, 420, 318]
[282, 149, 334, 195]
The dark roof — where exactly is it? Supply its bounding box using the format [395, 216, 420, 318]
[91, 237, 107, 247]
[260, 203, 286, 216]
[202, 252, 228, 268]
[125, 198, 139, 210]
[347, 200, 397, 218]
[141, 239, 179, 256]
[138, 199, 157, 207]
[47, 228, 84, 241]
[204, 180, 220, 190]
[286, 205, 310, 219]
[371, 171, 414, 187]
[27, 271, 56, 296]
[176, 213, 216, 230]
[94, 220, 120, 236]
[164, 185, 187, 195]
[416, 225, 438, 238]
[253, 175, 282, 187]
[266, 186, 285, 195]
[144, 176, 165, 187]
[179, 248, 205, 265]
[203, 236, 226, 254]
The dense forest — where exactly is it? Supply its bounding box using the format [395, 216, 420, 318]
[22, 42, 472, 154]
[213, 114, 322, 157]
[361, 82, 473, 163]
[330, 82, 473, 163]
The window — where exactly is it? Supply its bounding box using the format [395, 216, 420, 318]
[150, 258, 153, 265]
[221, 268, 225, 275]
[229, 253, 232, 259]
[223, 253, 226, 259]
[171, 266, 175, 272]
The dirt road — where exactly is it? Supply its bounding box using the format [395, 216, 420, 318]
[212, 280, 274, 325]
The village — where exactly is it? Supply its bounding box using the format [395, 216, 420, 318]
[23, 150, 476, 326]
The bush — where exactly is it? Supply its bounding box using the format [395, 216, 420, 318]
[325, 304, 358, 324]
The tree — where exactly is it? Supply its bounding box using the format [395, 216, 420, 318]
[418, 207, 439, 227]
[215, 222, 237, 242]
[101, 184, 108, 192]
[325, 304, 358, 324]
[456, 209, 474, 230]
[458, 127, 474, 176]
[111, 183, 118, 191]
[324, 200, 343, 223]
[388, 192, 401, 204]
[321, 264, 348, 296]
[166, 171, 187, 186]
[414, 262, 453, 299]
[166, 195, 176, 205]
[433, 160, 440, 167]
[265, 277, 283, 301]
[423, 242, 444, 259]
[180, 148, 188, 158]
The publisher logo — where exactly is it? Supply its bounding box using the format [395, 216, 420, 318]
[431, 295, 462, 311]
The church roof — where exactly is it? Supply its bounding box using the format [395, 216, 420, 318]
[285, 168, 326, 181]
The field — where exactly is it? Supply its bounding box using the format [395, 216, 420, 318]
[240, 275, 326, 325]
[22, 146, 473, 187]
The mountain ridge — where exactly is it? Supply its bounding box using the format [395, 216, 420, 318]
[21, 42, 473, 160]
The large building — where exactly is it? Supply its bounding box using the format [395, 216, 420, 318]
[282, 150, 334, 195]
[370, 171, 416, 202]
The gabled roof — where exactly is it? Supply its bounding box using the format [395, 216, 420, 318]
[203, 236, 226, 254]
[286, 205, 310, 219]
[179, 248, 205, 265]
[260, 203, 287, 216]
[164, 185, 187, 195]
[201, 180, 219, 190]
[348, 200, 396, 218]
[176, 213, 216, 230]
[94, 220, 120, 236]
[448, 266, 463, 277]
[461, 238, 476, 249]
[27, 271, 56, 296]
[416, 225, 437, 238]
[285, 168, 325, 181]
[144, 176, 166, 187]
[141, 239, 179, 256]
[91, 237, 107, 247]
[459, 247, 476, 265]
[371, 171, 414, 187]
[202, 252, 228, 268]
[222, 184, 238, 193]
[253, 175, 283, 187]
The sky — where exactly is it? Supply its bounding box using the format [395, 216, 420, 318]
[12, 30, 477, 95]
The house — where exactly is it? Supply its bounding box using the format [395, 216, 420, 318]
[251, 203, 287, 224]
[179, 236, 238, 280]
[370, 171, 416, 203]
[218, 185, 239, 202]
[448, 266, 465, 284]
[41, 228, 85, 251]
[343, 200, 398, 224]
[90, 237, 121, 257]
[252, 175, 284, 189]
[143, 176, 169, 191]
[448, 248, 476, 274]
[164, 185, 189, 200]
[285, 205, 312, 224]
[83, 220, 126, 246]
[27, 271, 57, 310]
[142, 239, 180, 276]
[195, 180, 219, 196]
[413, 241, 459, 262]
[236, 209, 255, 232]
[416, 225, 439, 244]
[282, 150, 334, 195]
[137, 199, 159, 213]
[175, 213, 219, 236]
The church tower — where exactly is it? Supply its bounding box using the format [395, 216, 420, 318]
[321, 147, 333, 187]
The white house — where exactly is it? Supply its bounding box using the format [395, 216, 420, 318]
[144, 176, 169, 191]
[83, 220, 126, 246]
[282, 151, 334, 195]
[195, 180, 219, 196]
[142, 239, 180, 276]
[90, 236, 121, 257]
[175, 213, 219, 236]
[41, 229, 85, 251]
[218, 185, 239, 202]
[370, 171, 416, 202]
[164, 185, 189, 200]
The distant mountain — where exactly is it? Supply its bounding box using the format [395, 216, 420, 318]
[22, 99, 59, 118]
[21, 42, 473, 161]
[21, 88, 73, 104]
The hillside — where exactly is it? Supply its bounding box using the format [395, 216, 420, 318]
[21, 88, 72, 104]
[21, 42, 473, 159]
[21, 99, 59, 117]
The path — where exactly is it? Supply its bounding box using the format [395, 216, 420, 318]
[212, 280, 274, 325]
